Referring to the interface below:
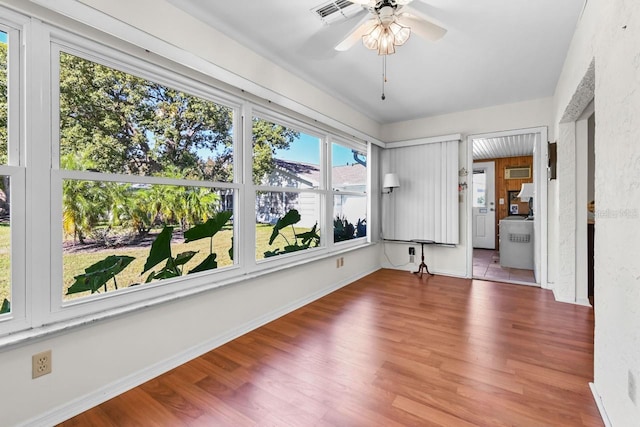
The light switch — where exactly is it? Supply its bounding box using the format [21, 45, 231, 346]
[499, 198, 504, 205]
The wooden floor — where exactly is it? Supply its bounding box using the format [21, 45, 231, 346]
[60, 269, 602, 426]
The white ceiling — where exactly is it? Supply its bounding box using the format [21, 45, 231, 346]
[166, 0, 585, 124]
[473, 133, 536, 160]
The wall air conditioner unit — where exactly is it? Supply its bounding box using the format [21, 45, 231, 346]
[504, 166, 531, 179]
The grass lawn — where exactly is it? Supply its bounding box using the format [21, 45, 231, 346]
[62, 223, 317, 301]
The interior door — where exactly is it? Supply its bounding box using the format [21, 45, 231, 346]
[472, 161, 496, 249]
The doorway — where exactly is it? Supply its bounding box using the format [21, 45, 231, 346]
[466, 127, 548, 287]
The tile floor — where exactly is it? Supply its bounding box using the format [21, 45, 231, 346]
[473, 248, 536, 284]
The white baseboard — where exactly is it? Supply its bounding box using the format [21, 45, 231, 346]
[19, 267, 378, 427]
[576, 297, 593, 307]
[589, 382, 612, 427]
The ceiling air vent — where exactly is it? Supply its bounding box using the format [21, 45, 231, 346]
[504, 166, 531, 179]
[311, 0, 363, 24]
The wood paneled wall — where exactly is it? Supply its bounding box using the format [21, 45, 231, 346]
[476, 156, 533, 248]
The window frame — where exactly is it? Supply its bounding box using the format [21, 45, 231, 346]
[0, 16, 372, 340]
[250, 108, 328, 263]
[47, 37, 243, 321]
[329, 136, 369, 248]
[0, 12, 27, 336]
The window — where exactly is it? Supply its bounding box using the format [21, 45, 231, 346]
[253, 116, 322, 259]
[0, 30, 9, 315]
[0, 17, 371, 339]
[0, 18, 26, 335]
[332, 141, 367, 242]
[55, 49, 237, 304]
[473, 170, 487, 208]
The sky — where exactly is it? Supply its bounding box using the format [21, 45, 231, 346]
[275, 132, 364, 166]
[0, 31, 6, 43]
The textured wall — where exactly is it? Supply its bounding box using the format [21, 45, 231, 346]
[591, 0, 640, 423]
[555, 122, 578, 302]
[553, 0, 640, 423]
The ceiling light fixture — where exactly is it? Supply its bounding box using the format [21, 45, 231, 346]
[362, 19, 410, 56]
[360, 1, 411, 100]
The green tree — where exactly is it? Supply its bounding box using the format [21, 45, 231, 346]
[61, 154, 113, 244]
[145, 85, 233, 180]
[58, 52, 299, 244]
[252, 118, 299, 184]
[59, 52, 154, 175]
[59, 52, 236, 180]
[0, 41, 7, 165]
[0, 41, 10, 215]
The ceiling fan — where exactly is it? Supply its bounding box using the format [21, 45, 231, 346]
[334, 0, 447, 55]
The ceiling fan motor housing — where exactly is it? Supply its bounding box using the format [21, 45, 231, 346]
[374, 0, 400, 11]
[378, 6, 396, 25]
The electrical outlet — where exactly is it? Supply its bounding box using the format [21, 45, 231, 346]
[409, 247, 415, 255]
[409, 255, 415, 263]
[629, 369, 637, 404]
[32, 350, 52, 379]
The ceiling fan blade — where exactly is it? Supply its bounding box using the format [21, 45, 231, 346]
[397, 12, 447, 41]
[335, 18, 378, 51]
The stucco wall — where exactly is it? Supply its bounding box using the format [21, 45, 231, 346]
[592, 1, 640, 423]
[553, 0, 640, 423]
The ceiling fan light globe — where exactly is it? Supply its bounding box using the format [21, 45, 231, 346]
[389, 21, 411, 45]
[378, 34, 395, 55]
[363, 24, 383, 50]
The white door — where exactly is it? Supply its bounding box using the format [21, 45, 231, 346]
[472, 162, 496, 249]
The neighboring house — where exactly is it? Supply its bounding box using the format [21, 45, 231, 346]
[256, 158, 366, 229]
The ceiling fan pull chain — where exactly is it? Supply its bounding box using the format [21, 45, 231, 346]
[381, 54, 387, 100]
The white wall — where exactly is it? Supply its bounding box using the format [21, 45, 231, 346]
[380, 99, 553, 277]
[552, 0, 640, 423]
[381, 97, 554, 143]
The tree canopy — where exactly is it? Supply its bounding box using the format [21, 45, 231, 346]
[59, 52, 299, 183]
[0, 42, 8, 165]
[57, 52, 300, 241]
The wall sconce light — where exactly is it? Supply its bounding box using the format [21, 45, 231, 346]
[383, 172, 400, 194]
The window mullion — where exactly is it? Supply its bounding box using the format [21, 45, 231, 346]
[25, 19, 53, 327]
[241, 103, 256, 271]
[57, 169, 239, 190]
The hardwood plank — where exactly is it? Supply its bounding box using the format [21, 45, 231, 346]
[59, 269, 601, 426]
